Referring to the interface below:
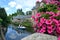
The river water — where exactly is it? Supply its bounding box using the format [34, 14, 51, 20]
[5, 25, 31, 40]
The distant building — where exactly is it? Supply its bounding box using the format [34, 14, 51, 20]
[12, 15, 32, 23]
[32, 0, 44, 15]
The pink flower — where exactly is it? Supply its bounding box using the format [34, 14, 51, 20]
[57, 12, 60, 16]
[42, 26, 46, 29]
[46, 11, 54, 15]
[35, 18, 38, 21]
[39, 29, 46, 33]
[35, 13, 41, 18]
[53, 19, 59, 24]
[57, 24, 60, 28]
[42, 24, 46, 29]
[31, 15, 35, 19]
[53, 12, 60, 16]
[50, 1, 55, 4]
[40, 17, 46, 23]
[46, 12, 50, 14]
[49, 16, 54, 19]
[59, 20, 60, 23]
[49, 12, 54, 15]
[37, 22, 42, 28]
[53, 13, 58, 16]
[33, 28, 37, 31]
[57, 24, 60, 27]
[34, 18, 38, 23]
[57, 7, 60, 10]
[56, 24, 60, 34]
[55, 1, 59, 5]
[57, 2, 60, 6]
[37, 29, 40, 33]
[46, 3, 49, 5]
[43, 0, 50, 4]
[47, 25, 53, 29]
[56, 27, 60, 34]
[45, 19, 52, 24]
[58, 36, 60, 40]
[47, 29, 53, 34]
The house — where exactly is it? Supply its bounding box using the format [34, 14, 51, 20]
[12, 15, 32, 23]
[32, 0, 44, 15]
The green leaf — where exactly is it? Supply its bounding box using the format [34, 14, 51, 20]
[0, 18, 3, 23]
[42, 14, 50, 19]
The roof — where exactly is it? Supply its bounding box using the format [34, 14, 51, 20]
[13, 15, 32, 19]
[32, 7, 36, 10]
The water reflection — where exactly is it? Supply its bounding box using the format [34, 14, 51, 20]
[5, 25, 31, 40]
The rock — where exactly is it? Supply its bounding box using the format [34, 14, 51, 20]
[21, 33, 57, 40]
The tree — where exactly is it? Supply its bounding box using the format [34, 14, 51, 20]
[0, 8, 11, 40]
[0, 18, 3, 24]
[12, 12, 17, 16]
[26, 11, 32, 15]
[0, 8, 7, 27]
[17, 9, 24, 15]
[11, 9, 25, 17]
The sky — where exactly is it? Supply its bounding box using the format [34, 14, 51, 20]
[0, 0, 42, 15]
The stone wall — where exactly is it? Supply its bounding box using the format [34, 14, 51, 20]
[21, 33, 57, 40]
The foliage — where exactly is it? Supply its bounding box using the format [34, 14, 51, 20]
[41, 14, 50, 19]
[21, 20, 34, 33]
[0, 8, 10, 27]
[38, 4, 58, 13]
[12, 9, 24, 16]
[6, 16, 12, 24]
[0, 8, 7, 19]
[26, 11, 32, 15]
[0, 18, 3, 23]
[17, 9, 24, 15]
[12, 22, 20, 26]
[12, 13, 17, 16]
[0, 18, 3, 24]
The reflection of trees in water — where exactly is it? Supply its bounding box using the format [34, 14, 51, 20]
[5, 25, 31, 40]
[16, 28, 26, 34]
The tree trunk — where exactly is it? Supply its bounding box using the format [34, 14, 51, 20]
[0, 26, 5, 40]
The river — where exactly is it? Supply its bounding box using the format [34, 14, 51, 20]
[5, 25, 31, 40]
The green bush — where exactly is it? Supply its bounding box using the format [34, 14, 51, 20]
[12, 22, 20, 26]
[21, 21, 34, 33]
[38, 4, 58, 13]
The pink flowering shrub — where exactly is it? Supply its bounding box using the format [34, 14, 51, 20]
[32, 0, 60, 40]
[58, 36, 60, 40]
[43, 0, 60, 9]
[32, 12, 60, 36]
